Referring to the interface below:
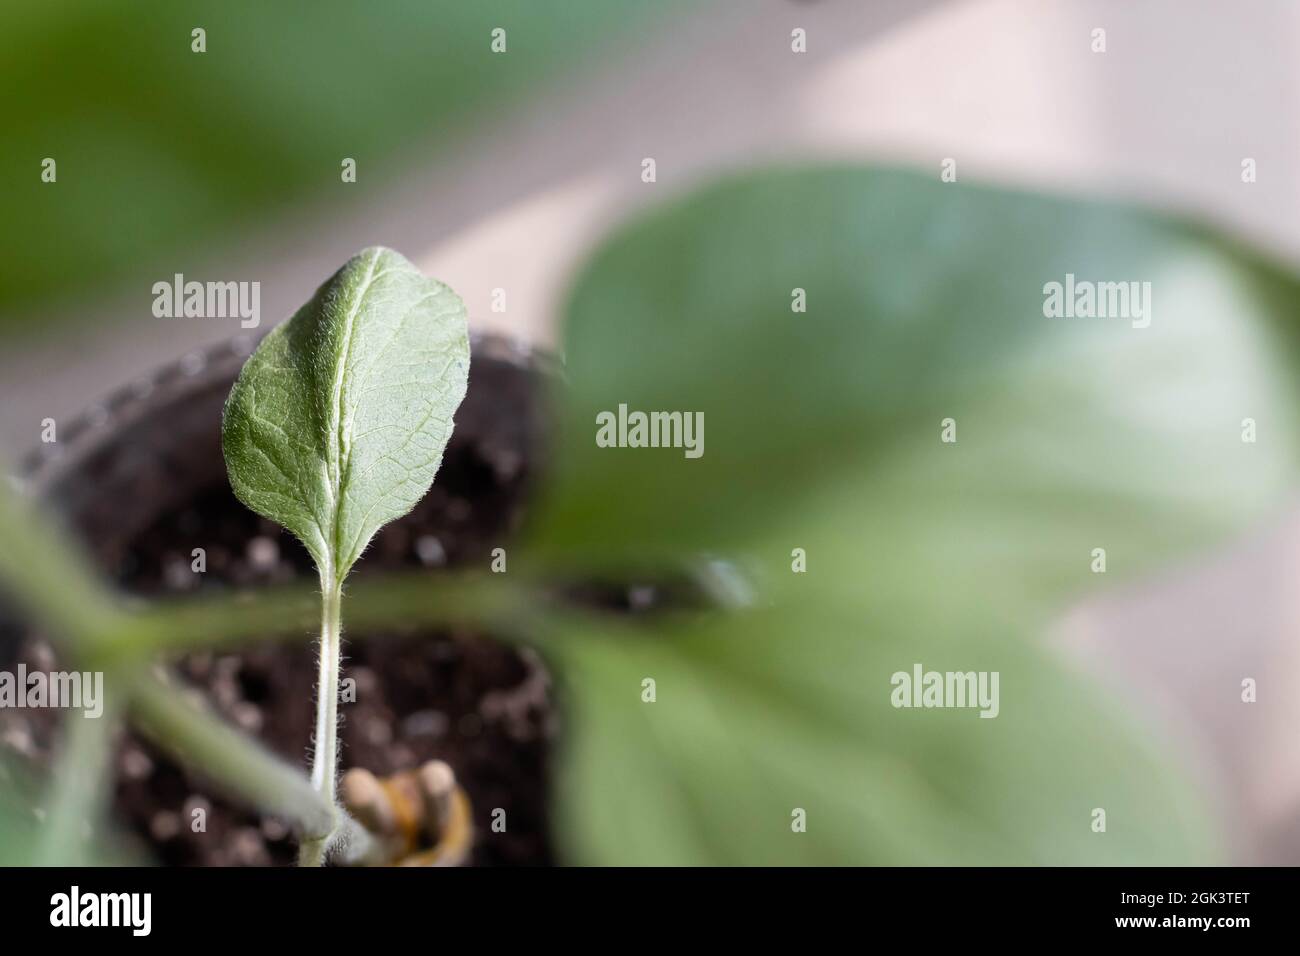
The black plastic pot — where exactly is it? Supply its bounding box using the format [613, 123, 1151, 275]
[4, 333, 559, 866]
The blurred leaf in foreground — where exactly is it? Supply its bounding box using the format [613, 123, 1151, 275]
[529, 166, 1300, 864]
[547, 606, 1217, 865]
[0, 0, 685, 328]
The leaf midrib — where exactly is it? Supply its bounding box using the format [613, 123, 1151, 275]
[326, 247, 382, 576]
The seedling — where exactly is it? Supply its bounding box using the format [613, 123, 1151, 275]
[221, 246, 470, 864]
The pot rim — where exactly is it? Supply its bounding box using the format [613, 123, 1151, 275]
[17, 330, 562, 496]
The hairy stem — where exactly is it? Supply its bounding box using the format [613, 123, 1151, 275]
[300, 576, 343, 866]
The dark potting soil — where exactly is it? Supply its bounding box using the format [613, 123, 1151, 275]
[117, 491, 552, 867]
[0, 336, 583, 866]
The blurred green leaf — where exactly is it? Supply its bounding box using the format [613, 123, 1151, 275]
[533, 167, 1298, 606]
[0, 0, 685, 328]
[527, 166, 1300, 863]
[547, 606, 1217, 865]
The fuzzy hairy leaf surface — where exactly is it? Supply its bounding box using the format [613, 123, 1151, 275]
[222, 246, 469, 581]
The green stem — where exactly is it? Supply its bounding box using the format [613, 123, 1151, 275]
[110, 570, 534, 661]
[36, 687, 121, 866]
[131, 673, 333, 839]
[299, 576, 343, 866]
[0, 477, 124, 651]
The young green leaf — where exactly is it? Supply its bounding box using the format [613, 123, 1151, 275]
[222, 246, 470, 585]
[222, 246, 468, 864]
